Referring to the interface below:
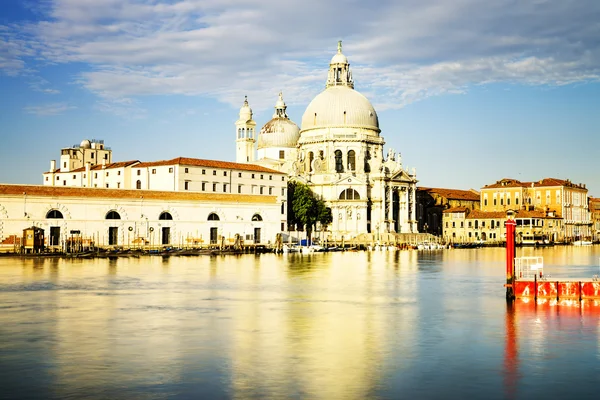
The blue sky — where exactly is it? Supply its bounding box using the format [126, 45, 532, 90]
[1, 0, 599, 195]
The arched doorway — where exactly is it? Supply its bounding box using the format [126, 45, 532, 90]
[208, 213, 220, 244]
[105, 210, 121, 245]
[46, 209, 64, 246]
[159, 212, 173, 244]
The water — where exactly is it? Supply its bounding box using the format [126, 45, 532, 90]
[1, 246, 600, 399]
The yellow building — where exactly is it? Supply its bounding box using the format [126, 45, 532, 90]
[442, 208, 562, 245]
[590, 197, 600, 242]
[480, 178, 591, 242]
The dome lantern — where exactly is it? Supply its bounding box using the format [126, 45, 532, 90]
[326, 40, 354, 89]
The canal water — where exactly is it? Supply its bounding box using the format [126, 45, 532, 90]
[1, 246, 600, 399]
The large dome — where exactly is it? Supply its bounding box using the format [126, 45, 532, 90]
[300, 86, 380, 133]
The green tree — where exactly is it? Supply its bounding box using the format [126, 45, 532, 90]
[288, 181, 332, 244]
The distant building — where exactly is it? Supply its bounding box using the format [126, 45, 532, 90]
[589, 197, 600, 242]
[416, 187, 480, 235]
[481, 178, 591, 242]
[442, 208, 562, 244]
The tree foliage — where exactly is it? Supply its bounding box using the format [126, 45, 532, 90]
[287, 181, 332, 243]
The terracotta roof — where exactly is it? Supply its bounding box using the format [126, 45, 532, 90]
[136, 157, 284, 174]
[465, 210, 506, 219]
[483, 177, 587, 190]
[419, 187, 480, 201]
[0, 184, 276, 204]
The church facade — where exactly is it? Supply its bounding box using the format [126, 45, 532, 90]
[241, 42, 418, 238]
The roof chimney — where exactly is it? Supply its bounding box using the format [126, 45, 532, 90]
[50, 160, 56, 172]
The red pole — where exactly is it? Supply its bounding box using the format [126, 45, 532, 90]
[505, 219, 516, 301]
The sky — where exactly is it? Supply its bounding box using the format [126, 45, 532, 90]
[1, 0, 599, 195]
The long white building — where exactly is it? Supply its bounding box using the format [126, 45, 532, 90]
[0, 184, 283, 249]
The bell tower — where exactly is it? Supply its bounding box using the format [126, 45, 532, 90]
[235, 96, 256, 163]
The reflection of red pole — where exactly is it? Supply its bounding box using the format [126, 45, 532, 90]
[504, 302, 518, 400]
[506, 219, 516, 301]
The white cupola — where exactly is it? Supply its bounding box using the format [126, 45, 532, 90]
[235, 96, 256, 163]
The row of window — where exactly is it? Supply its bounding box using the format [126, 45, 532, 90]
[135, 168, 283, 181]
[46, 209, 263, 221]
[179, 180, 283, 196]
[446, 219, 552, 229]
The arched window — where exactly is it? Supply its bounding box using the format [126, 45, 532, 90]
[252, 214, 263, 221]
[334, 150, 343, 173]
[347, 150, 355, 171]
[159, 212, 173, 220]
[308, 151, 314, 173]
[339, 189, 360, 200]
[136, 180, 141, 189]
[106, 211, 121, 220]
[46, 210, 63, 219]
[208, 213, 220, 221]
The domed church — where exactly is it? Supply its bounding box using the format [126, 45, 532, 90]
[236, 42, 418, 238]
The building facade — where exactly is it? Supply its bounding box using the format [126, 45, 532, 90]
[481, 178, 592, 242]
[248, 42, 418, 239]
[416, 187, 480, 235]
[0, 184, 283, 250]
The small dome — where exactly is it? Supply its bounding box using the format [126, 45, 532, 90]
[238, 96, 253, 122]
[80, 139, 91, 149]
[330, 52, 348, 64]
[258, 118, 300, 149]
[300, 86, 379, 134]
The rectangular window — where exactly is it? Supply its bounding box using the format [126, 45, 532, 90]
[493, 199, 497, 205]
[106, 184, 109, 188]
[238, 172, 242, 178]
[202, 169, 206, 175]
[269, 175, 272, 180]
[279, 150, 285, 159]
[56, 176, 59, 181]
[213, 170, 216, 176]
[169, 167, 173, 173]
[238, 185, 242, 194]
[118, 171, 121, 176]
[152, 169, 156, 174]
[185, 168, 189, 173]
[507, 198, 511, 205]
[260, 187, 264, 194]
[223, 184, 227, 192]
[452, 222, 455, 228]
[224, 171, 227, 177]
[72, 175, 76, 179]
[484, 199, 487, 206]
[516, 198, 519, 205]
[213, 183, 216, 192]
[281, 222, 285, 231]
[117, 182, 121, 188]
[63, 162, 67, 168]
[500, 198, 503, 205]
[45, 177, 48, 181]
[106, 172, 109, 177]
[184, 181, 189, 190]
[63, 181, 66, 186]
[83, 174, 86, 178]
[260, 174, 264, 179]
[282, 177, 285, 181]
[91, 154, 94, 159]
[252, 174, 255, 179]
[281, 188, 285, 196]
[202, 182, 206, 191]
[94, 173, 98, 178]
[468, 221, 472, 228]
[269, 187, 273, 195]
[137, 170, 141, 176]
[460, 221, 463, 228]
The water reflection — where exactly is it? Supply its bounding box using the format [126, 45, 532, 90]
[1, 247, 600, 399]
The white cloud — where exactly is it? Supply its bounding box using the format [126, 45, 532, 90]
[23, 102, 76, 116]
[4, 0, 600, 111]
